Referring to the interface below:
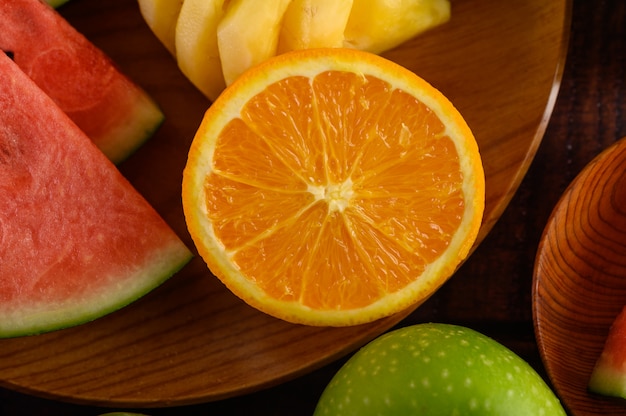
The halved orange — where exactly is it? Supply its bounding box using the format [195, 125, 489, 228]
[182, 48, 484, 326]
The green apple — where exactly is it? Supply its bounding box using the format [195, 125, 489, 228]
[314, 323, 566, 415]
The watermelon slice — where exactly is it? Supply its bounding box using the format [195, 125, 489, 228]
[589, 305, 626, 398]
[0, 52, 192, 338]
[0, 0, 164, 165]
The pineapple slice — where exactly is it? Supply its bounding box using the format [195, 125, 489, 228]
[137, 0, 183, 55]
[175, 0, 228, 101]
[217, 0, 292, 86]
[277, 0, 354, 53]
[344, 0, 450, 54]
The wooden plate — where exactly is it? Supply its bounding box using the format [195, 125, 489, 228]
[534, 136, 626, 415]
[0, 0, 570, 408]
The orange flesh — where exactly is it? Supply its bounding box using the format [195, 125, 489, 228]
[204, 70, 464, 310]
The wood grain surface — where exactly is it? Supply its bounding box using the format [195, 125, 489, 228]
[535, 136, 626, 415]
[3, 0, 623, 415]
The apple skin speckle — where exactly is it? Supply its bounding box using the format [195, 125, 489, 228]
[313, 323, 566, 415]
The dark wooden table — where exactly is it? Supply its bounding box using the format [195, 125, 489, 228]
[1, 0, 624, 415]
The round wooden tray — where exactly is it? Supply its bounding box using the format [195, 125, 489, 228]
[0, 0, 570, 407]
[534, 136, 626, 415]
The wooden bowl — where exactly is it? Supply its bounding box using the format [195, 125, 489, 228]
[534, 136, 626, 415]
[0, 0, 570, 408]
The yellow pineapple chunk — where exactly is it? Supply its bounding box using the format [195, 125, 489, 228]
[175, 0, 227, 101]
[344, 0, 451, 54]
[137, 0, 183, 55]
[277, 0, 354, 53]
[217, 0, 291, 86]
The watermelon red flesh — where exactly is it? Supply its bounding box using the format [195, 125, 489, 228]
[588, 305, 626, 398]
[0, 0, 164, 165]
[0, 52, 192, 338]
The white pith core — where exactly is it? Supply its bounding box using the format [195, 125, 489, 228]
[308, 177, 354, 213]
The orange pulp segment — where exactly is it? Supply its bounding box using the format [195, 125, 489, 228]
[182, 48, 484, 326]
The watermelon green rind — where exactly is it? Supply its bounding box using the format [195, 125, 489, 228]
[589, 363, 626, 399]
[588, 305, 626, 399]
[0, 0, 164, 165]
[96, 89, 165, 164]
[0, 50, 192, 338]
[45, 0, 70, 8]
[1, 243, 192, 338]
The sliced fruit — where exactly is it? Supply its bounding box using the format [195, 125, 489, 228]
[589, 305, 626, 398]
[277, 0, 353, 53]
[0, 52, 192, 338]
[344, 0, 451, 54]
[0, 0, 164, 164]
[182, 48, 484, 326]
[137, 0, 183, 55]
[217, 0, 291, 86]
[175, 0, 227, 102]
[314, 324, 567, 415]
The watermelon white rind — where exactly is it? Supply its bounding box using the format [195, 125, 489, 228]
[588, 306, 626, 399]
[0, 51, 192, 339]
